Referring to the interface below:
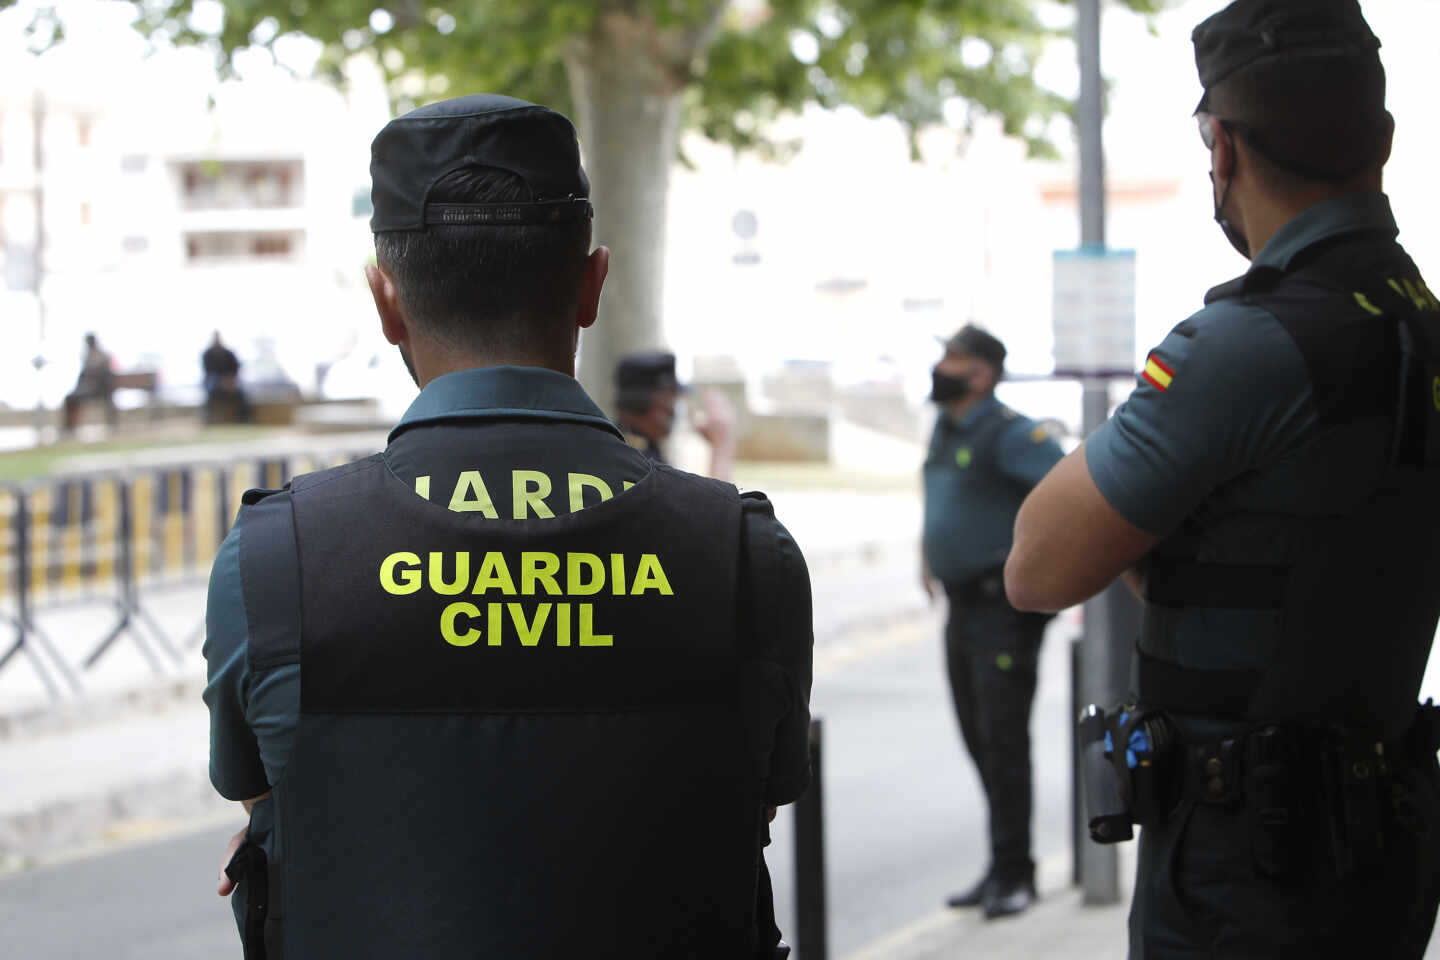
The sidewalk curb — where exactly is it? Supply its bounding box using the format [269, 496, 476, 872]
[0, 675, 206, 743]
[0, 769, 230, 871]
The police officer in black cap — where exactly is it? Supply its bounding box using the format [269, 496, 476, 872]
[202, 95, 813, 959]
[922, 324, 1064, 919]
[1007, 2, 1440, 956]
[615, 350, 737, 480]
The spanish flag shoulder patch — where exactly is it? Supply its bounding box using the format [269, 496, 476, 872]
[1142, 354, 1175, 392]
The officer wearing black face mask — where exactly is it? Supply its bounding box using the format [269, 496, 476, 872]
[1006, 2, 1440, 957]
[201, 95, 813, 960]
[921, 324, 1064, 919]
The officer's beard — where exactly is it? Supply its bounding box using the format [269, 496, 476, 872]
[399, 344, 419, 387]
[1210, 172, 1250, 260]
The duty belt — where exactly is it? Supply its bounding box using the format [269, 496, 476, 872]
[1176, 707, 1440, 878]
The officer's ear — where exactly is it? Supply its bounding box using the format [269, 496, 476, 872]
[1376, 110, 1395, 170]
[366, 262, 409, 347]
[1210, 118, 1238, 185]
[575, 246, 610, 331]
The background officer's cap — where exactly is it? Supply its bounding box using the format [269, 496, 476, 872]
[939, 325, 1007, 371]
[1192, 0, 1381, 113]
[370, 94, 592, 233]
[616, 352, 687, 394]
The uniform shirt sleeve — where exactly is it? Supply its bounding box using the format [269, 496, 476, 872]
[741, 498, 815, 806]
[201, 527, 269, 801]
[1085, 302, 1317, 536]
[995, 418, 1065, 489]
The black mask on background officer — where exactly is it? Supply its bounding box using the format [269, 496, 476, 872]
[1006, 1, 1440, 957]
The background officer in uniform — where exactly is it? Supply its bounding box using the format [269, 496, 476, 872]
[614, 349, 737, 479]
[1007, 2, 1440, 956]
[921, 324, 1064, 919]
[202, 94, 813, 959]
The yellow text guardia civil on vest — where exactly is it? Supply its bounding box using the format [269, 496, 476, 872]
[380, 550, 674, 649]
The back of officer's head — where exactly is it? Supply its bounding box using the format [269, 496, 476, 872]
[1197, 0, 1390, 190]
[367, 95, 595, 361]
[373, 167, 591, 355]
[1207, 54, 1388, 190]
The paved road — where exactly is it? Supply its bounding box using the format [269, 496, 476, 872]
[768, 613, 1077, 956]
[0, 605, 1079, 959]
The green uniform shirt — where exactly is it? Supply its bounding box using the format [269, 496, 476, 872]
[922, 394, 1064, 587]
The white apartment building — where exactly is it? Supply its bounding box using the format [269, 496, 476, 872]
[0, 38, 386, 411]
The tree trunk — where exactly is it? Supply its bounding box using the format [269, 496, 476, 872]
[564, 11, 695, 416]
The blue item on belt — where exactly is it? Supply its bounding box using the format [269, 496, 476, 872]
[1105, 710, 1156, 770]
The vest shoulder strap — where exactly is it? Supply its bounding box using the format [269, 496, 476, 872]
[738, 491, 780, 662]
[237, 488, 302, 671]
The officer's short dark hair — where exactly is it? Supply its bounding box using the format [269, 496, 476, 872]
[1207, 52, 1387, 184]
[373, 165, 591, 352]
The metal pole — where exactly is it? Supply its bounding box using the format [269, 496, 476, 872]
[32, 89, 46, 345]
[1075, 0, 1122, 906]
[794, 718, 828, 960]
[31, 89, 49, 442]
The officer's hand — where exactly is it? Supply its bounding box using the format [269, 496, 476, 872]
[217, 825, 248, 897]
[920, 557, 938, 604]
[695, 389, 737, 452]
[767, 805, 778, 823]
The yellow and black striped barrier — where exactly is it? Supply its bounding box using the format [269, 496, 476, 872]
[0, 450, 370, 696]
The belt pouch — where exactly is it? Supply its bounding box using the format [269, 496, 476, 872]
[1331, 732, 1384, 874]
[1244, 725, 1302, 878]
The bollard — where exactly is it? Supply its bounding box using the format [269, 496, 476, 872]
[1071, 637, 1083, 887]
[794, 717, 828, 960]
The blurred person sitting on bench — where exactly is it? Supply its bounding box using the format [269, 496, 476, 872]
[62, 332, 117, 434]
[202, 331, 251, 423]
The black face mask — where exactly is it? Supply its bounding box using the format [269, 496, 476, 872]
[1210, 171, 1250, 259]
[930, 371, 972, 404]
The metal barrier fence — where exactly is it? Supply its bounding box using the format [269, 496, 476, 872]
[0, 451, 367, 700]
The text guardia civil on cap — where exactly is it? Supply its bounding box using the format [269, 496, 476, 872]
[1192, 0, 1380, 94]
[370, 94, 592, 233]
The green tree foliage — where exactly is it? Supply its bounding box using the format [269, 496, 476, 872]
[20, 0, 1162, 154]
[6, 0, 1163, 408]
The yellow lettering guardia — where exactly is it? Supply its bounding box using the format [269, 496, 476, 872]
[630, 554, 674, 596]
[450, 471, 499, 518]
[1354, 292, 1385, 317]
[522, 552, 562, 596]
[380, 552, 422, 595]
[513, 471, 555, 520]
[429, 551, 469, 596]
[568, 474, 613, 512]
[441, 602, 482, 647]
[567, 553, 605, 596]
[472, 552, 517, 595]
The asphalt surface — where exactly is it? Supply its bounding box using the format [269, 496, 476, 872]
[0, 604, 1077, 960]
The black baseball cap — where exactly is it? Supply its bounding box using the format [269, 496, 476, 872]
[370, 94, 592, 233]
[939, 325, 1007, 371]
[1192, 0, 1381, 114]
[615, 351, 687, 394]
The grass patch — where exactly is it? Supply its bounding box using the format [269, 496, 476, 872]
[0, 427, 274, 484]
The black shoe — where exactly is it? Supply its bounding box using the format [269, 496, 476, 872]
[945, 873, 993, 909]
[982, 878, 1035, 919]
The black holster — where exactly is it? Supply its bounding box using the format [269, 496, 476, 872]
[224, 838, 271, 960]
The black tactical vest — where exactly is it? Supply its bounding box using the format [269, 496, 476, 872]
[1137, 233, 1440, 739]
[243, 455, 767, 959]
